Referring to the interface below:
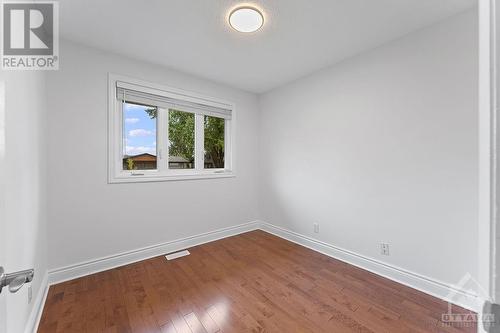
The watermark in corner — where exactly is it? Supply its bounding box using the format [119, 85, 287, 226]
[1, 1, 59, 70]
[441, 273, 494, 330]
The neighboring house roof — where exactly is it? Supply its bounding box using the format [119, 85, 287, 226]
[123, 153, 157, 162]
[169, 156, 189, 163]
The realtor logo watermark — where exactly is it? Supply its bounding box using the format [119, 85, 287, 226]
[441, 273, 494, 329]
[1, 1, 59, 70]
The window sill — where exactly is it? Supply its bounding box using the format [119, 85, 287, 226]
[108, 171, 235, 184]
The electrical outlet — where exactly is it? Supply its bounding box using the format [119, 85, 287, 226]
[28, 285, 32, 304]
[313, 223, 320, 233]
[380, 243, 390, 256]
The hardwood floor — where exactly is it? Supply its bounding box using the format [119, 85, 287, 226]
[38, 230, 476, 332]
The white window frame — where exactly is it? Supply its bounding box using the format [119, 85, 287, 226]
[108, 73, 236, 183]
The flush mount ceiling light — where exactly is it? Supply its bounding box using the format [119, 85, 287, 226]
[229, 6, 264, 33]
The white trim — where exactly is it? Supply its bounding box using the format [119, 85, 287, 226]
[47, 221, 259, 285]
[36, 221, 482, 332]
[489, 0, 499, 305]
[43, 220, 480, 312]
[195, 113, 204, 171]
[259, 222, 480, 312]
[109, 171, 236, 184]
[115, 79, 234, 111]
[24, 272, 48, 333]
[478, 4, 497, 332]
[108, 73, 236, 184]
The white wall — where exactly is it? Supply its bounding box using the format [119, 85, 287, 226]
[45, 7, 478, 310]
[0, 70, 48, 333]
[259, 10, 478, 289]
[46, 41, 260, 270]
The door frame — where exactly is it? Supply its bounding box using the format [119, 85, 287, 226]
[0, 80, 6, 333]
[479, 0, 498, 331]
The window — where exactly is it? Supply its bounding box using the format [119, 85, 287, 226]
[109, 75, 234, 183]
[204, 115, 225, 168]
[122, 102, 157, 170]
[168, 109, 195, 169]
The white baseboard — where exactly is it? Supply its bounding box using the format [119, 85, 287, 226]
[260, 221, 480, 312]
[48, 221, 260, 285]
[39, 219, 479, 333]
[24, 272, 49, 333]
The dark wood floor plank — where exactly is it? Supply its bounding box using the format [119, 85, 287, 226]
[38, 230, 476, 333]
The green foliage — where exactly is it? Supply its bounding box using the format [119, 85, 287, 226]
[204, 116, 225, 168]
[126, 158, 135, 170]
[145, 107, 157, 119]
[145, 107, 225, 168]
[168, 110, 195, 162]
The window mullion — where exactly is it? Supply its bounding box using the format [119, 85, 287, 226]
[116, 100, 125, 176]
[157, 108, 167, 172]
[195, 113, 204, 171]
[165, 108, 170, 172]
[224, 119, 231, 170]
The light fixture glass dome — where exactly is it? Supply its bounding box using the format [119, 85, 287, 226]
[229, 7, 264, 33]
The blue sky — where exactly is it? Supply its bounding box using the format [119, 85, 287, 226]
[123, 102, 157, 156]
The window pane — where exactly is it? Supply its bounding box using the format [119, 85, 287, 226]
[122, 102, 157, 170]
[168, 109, 195, 169]
[204, 115, 225, 169]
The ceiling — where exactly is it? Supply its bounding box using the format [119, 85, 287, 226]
[59, 0, 476, 93]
